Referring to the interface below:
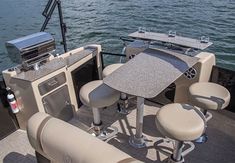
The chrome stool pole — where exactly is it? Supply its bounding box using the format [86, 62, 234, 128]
[172, 141, 184, 162]
[118, 93, 130, 114]
[194, 109, 208, 143]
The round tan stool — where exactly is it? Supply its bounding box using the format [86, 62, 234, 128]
[155, 103, 205, 163]
[189, 82, 230, 111]
[102, 63, 124, 78]
[103, 63, 129, 114]
[79, 80, 120, 140]
[189, 82, 231, 143]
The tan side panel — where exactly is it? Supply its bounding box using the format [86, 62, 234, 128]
[174, 52, 216, 103]
[2, 44, 102, 129]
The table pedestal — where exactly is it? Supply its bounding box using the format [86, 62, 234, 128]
[129, 97, 147, 148]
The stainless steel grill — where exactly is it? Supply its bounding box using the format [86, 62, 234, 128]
[5, 32, 55, 68]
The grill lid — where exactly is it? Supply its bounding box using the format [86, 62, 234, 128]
[6, 32, 54, 51]
[5, 32, 55, 67]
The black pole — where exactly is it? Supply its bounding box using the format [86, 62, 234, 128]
[40, 0, 67, 53]
[40, 0, 57, 32]
[100, 51, 125, 57]
[57, 0, 67, 52]
[42, 0, 53, 17]
[100, 52, 104, 70]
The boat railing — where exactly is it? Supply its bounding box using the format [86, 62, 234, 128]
[100, 51, 126, 69]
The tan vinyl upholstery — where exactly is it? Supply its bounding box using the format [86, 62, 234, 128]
[102, 63, 124, 78]
[155, 103, 206, 141]
[27, 112, 142, 163]
[189, 82, 231, 110]
[79, 80, 120, 108]
[27, 112, 51, 155]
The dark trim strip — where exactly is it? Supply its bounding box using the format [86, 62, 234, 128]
[36, 116, 52, 151]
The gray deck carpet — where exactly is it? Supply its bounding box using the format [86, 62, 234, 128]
[75, 100, 235, 163]
[0, 130, 36, 163]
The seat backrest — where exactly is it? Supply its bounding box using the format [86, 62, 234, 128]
[27, 112, 141, 163]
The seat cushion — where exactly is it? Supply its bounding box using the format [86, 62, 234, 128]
[189, 82, 231, 110]
[155, 103, 205, 141]
[79, 80, 120, 108]
[27, 112, 142, 163]
[27, 112, 51, 156]
[102, 63, 124, 78]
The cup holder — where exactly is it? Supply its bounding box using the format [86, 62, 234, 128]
[184, 67, 197, 79]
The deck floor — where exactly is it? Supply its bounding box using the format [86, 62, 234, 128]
[0, 130, 36, 163]
[1, 99, 235, 163]
[74, 99, 235, 163]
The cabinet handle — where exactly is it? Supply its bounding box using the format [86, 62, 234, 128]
[65, 101, 70, 105]
[47, 79, 58, 86]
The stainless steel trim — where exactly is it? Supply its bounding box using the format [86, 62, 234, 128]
[38, 72, 66, 95]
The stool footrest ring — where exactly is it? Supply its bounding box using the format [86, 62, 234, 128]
[88, 126, 118, 141]
[194, 133, 208, 143]
[205, 112, 213, 121]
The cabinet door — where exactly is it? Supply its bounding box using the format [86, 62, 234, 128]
[42, 85, 73, 122]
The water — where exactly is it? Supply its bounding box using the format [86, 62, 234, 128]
[0, 0, 235, 74]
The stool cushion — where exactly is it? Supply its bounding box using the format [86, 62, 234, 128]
[155, 103, 205, 141]
[79, 80, 120, 108]
[189, 82, 230, 110]
[102, 63, 124, 78]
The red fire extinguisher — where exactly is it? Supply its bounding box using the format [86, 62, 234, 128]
[6, 87, 20, 114]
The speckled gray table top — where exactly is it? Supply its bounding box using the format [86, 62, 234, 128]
[129, 31, 212, 50]
[104, 48, 198, 98]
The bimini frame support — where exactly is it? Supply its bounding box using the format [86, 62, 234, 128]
[41, 0, 67, 52]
